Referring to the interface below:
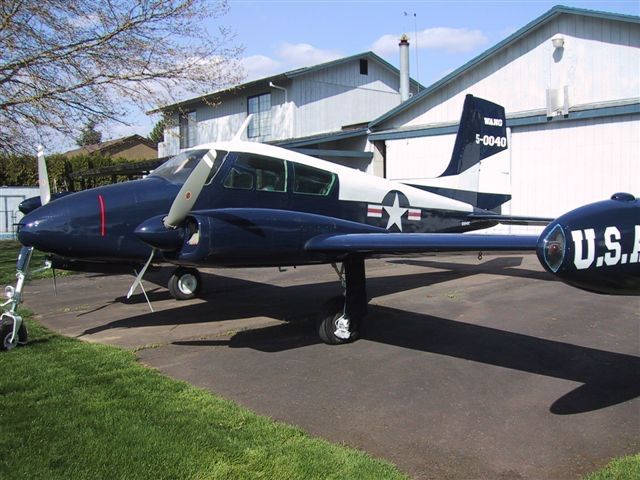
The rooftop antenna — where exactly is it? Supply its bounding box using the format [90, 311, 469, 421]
[404, 11, 420, 90]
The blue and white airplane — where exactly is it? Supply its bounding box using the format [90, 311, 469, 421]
[2, 95, 638, 350]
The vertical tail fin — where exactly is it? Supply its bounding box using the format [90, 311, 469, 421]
[440, 94, 507, 177]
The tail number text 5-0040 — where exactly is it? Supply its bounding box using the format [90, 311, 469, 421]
[475, 134, 507, 148]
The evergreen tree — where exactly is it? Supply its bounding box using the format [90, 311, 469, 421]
[148, 116, 167, 145]
[76, 121, 102, 146]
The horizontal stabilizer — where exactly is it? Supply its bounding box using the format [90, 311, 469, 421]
[406, 184, 511, 211]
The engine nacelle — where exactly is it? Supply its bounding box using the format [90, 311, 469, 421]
[158, 208, 386, 267]
[536, 193, 640, 295]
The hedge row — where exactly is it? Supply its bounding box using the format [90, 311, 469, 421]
[0, 154, 134, 191]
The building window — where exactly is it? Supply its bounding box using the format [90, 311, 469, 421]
[359, 59, 368, 75]
[247, 93, 271, 138]
[179, 111, 197, 149]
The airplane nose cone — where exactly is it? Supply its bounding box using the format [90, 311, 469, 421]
[536, 223, 566, 273]
[18, 203, 70, 251]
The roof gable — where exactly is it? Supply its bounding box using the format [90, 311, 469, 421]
[151, 51, 422, 113]
[369, 5, 640, 128]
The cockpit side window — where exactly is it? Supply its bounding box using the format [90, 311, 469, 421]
[223, 154, 287, 192]
[150, 149, 227, 185]
[293, 163, 335, 196]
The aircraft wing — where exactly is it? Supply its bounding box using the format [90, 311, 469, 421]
[305, 233, 538, 255]
[468, 213, 552, 226]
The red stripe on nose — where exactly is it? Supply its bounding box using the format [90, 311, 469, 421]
[98, 194, 106, 237]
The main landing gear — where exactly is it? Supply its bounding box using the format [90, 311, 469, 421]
[168, 267, 202, 300]
[317, 255, 367, 345]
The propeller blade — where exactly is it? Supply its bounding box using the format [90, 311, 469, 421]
[163, 149, 217, 229]
[37, 145, 51, 206]
[127, 249, 155, 299]
[233, 114, 253, 141]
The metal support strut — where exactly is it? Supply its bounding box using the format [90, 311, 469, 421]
[333, 255, 367, 341]
[343, 254, 367, 321]
[1, 246, 49, 349]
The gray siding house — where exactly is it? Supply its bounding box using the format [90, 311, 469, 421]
[155, 52, 420, 171]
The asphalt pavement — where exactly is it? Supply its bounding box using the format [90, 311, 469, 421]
[23, 253, 640, 480]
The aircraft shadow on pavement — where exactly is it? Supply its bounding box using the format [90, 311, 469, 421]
[175, 305, 640, 416]
[80, 258, 639, 415]
[388, 256, 554, 282]
[83, 257, 534, 331]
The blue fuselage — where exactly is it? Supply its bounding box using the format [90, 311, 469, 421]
[18, 151, 491, 268]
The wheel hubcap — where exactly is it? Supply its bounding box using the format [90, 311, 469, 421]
[333, 315, 351, 340]
[3, 331, 17, 350]
[177, 274, 197, 295]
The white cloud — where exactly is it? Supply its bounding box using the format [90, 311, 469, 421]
[241, 54, 283, 81]
[238, 43, 343, 83]
[276, 42, 343, 69]
[372, 27, 488, 55]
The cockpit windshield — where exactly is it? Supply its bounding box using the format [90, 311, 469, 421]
[150, 149, 228, 185]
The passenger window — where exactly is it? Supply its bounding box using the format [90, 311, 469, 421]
[223, 168, 253, 190]
[293, 163, 335, 195]
[225, 154, 286, 192]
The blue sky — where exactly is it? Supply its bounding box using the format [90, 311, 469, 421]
[105, 0, 639, 146]
[226, 0, 639, 86]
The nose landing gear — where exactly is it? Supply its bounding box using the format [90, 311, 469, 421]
[1, 246, 45, 351]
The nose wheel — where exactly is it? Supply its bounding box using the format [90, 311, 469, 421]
[1, 315, 28, 351]
[168, 267, 202, 300]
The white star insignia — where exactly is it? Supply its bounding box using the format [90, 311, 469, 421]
[383, 193, 408, 231]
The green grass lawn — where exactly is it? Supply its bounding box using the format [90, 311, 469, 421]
[0, 318, 407, 479]
[584, 455, 640, 480]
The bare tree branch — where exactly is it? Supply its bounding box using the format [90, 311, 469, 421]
[0, 0, 243, 154]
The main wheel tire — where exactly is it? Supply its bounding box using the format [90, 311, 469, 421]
[168, 267, 202, 300]
[317, 296, 359, 345]
[0, 319, 28, 351]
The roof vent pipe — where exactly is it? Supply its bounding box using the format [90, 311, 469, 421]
[399, 34, 410, 102]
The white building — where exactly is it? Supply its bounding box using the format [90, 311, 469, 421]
[155, 52, 420, 171]
[0, 187, 38, 239]
[368, 5, 639, 227]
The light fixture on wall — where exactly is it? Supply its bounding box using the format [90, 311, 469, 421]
[551, 35, 565, 49]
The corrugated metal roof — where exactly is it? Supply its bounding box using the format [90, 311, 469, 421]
[149, 51, 423, 114]
[369, 5, 640, 129]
